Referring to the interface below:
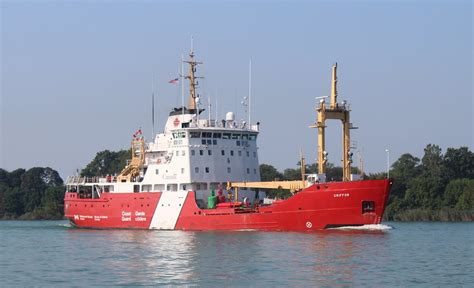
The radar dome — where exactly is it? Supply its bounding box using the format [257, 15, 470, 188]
[225, 112, 235, 121]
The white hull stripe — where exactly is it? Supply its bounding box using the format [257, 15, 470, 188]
[149, 191, 188, 229]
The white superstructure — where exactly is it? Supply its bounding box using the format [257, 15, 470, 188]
[66, 49, 265, 207]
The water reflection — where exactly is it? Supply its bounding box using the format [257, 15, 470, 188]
[66, 229, 197, 285]
[63, 227, 391, 286]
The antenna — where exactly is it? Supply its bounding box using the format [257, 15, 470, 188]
[248, 59, 252, 128]
[181, 54, 185, 117]
[215, 88, 218, 122]
[151, 75, 155, 139]
[208, 94, 211, 123]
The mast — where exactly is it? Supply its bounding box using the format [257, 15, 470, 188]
[184, 45, 203, 111]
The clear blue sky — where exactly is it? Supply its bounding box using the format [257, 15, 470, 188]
[1, 0, 472, 179]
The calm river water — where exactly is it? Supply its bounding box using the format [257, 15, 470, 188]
[0, 221, 472, 287]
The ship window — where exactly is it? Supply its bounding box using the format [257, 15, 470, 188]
[199, 150, 204, 156]
[221, 150, 225, 155]
[208, 150, 212, 156]
[246, 168, 250, 174]
[195, 167, 199, 173]
[253, 152, 257, 157]
[223, 133, 231, 139]
[227, 158, 230, 164]
[362, 201, 375, 213]
[181, 184, 187, 190]
[249, 135, 257, 140]
[202, 132, 212, 138]
[155, 169, 159, 175]
[202, 139, 206, 145]
[133, 185, 140, 193]
[207, 139, 212, 145]
[182, 150, 185, 156]
[210, 182, 220, 190]
[141, 185, 152, 192]
[181, 168, 185, 174]
[242, 134, 249, 140]
[167, 184, 178, 191]
[213, 133, 222, 138]
[230, 150, 234, 156]
[227, 167, 231, 173]
[196, 183, 201, 190]
[191, 150, 195, 156]
[190, 132, 201, 138]
[238, 151, 242, 156]
[176, 151, 179, 156]
[205, 167, 210, 173]
[236, 140, 241, 146]
[213, 140, 217, 145]
[254, 168, 257, 174]
[232, 134, 240, 139]
[154, 184, 164, 191]
[246, 151, 250, 157]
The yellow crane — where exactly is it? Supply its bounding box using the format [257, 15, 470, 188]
[310, 63, 355, 182]
[227, 64, 356, 199]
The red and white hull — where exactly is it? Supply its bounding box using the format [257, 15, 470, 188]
[64, 179, 391, 231]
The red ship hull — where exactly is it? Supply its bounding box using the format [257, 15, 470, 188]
[64, 179, 391, 231]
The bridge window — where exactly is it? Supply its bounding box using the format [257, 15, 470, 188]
[141, 185, 152, 192]
[190, 132, 201, 138]
[213, 133, 222, 138]
[154, 184, 165, 191]
[232, 134, 240, 139]
[202, 132, 212, 138]
[133, 185, 140, 193]
[242, 134, 249, 140]
[223, 133, 231, 139]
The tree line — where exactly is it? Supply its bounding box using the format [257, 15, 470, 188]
[0, 144, 472, 221]
[0, 167, 64, 219]
[261, 144, 473, 221]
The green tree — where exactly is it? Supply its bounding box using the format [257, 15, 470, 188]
[390, 153, 421, 199]
[81, 149, 130, 177]
[259, 164, 283, 181]
[3, 187, 25, 216]
[21, 167, 63, 213]
[443, 147, 474, 180]
[421, 144, 443, 178]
